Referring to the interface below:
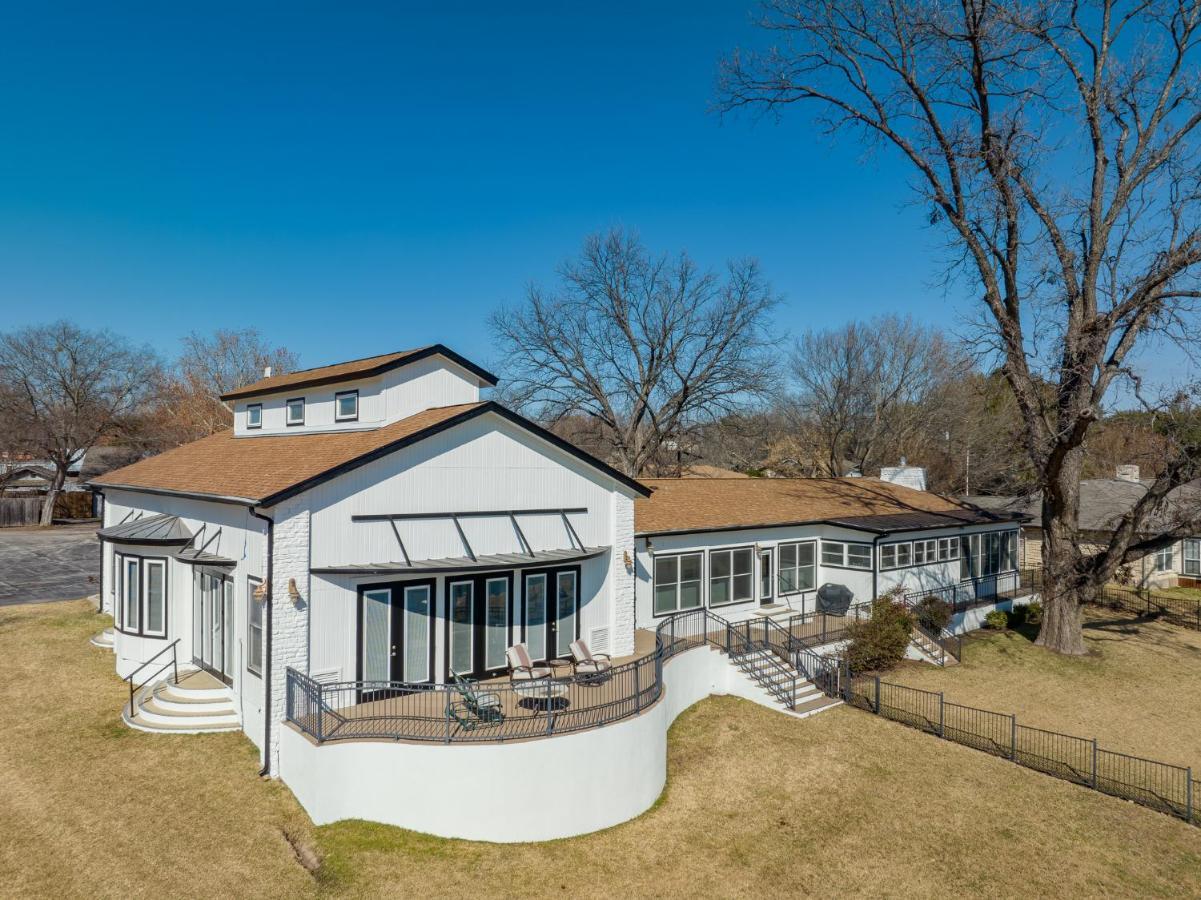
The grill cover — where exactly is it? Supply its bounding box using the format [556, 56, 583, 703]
[816, 582, 854, 615]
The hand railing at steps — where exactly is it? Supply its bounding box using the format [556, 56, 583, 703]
[724, 619, 797, 709]
[897, 594, 963, 665]
[124, 639, 180, 719]
[759, 615, 844, 700]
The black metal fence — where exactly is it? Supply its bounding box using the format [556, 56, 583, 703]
[1020, 568, 1201, 632]
[845, 675, 1198, 825]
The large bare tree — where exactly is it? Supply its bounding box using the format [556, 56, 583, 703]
[155, 328, 299, 444]
[786, 315, 971, 477]
[491, 229, 780, 476]
[720, 0, 1201, 653]
[0, 322, 159, 525]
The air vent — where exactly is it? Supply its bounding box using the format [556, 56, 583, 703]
[311, 667, 341, 685]
[589, 626, 611, 654]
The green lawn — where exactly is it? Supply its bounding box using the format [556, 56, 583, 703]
[890, 606, 1201, 773]
[2, 600, 1200, 898]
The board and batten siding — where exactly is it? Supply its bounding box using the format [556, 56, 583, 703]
[302, 411, 636, 682]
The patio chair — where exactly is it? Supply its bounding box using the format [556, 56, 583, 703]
[446, 672, 504, 730]
[505, 643, 554, 681]
[569, 639, 612, 681]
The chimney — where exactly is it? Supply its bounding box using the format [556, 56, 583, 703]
[1115, 464, 1140, 483]
[263, 366, 273, 378]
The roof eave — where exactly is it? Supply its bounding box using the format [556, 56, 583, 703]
[87, 482, 260, 506]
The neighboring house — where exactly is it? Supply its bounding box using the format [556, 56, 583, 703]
[964, 466, 1201, 588]
[0, 451, 96, 524]
[88, 344, 1026, 843]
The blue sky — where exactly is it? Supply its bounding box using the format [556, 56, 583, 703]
[0, 2, 1180, 396]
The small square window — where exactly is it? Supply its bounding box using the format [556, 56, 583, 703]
[286, 397, 305, 426]
[335, 390, 359, 422]
[246, 404, 262, 429]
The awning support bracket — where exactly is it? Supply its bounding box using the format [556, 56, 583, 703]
[388, 519, 411, 567]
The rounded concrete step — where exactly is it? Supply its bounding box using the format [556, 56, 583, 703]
[121, 677, 240, 734]
[89, 627, 115, 650]
[152, 681, 236, 713]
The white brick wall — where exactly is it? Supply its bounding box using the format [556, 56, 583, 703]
[267, 499, 311, 776]
[611, 491, 636, 657]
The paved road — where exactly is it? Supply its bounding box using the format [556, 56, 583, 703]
[0, 524, 100, 605]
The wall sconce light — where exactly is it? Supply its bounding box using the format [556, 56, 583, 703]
[288, 578, 301, 603]
[623, 549, 633, 571]
[253, 581, 269, 603]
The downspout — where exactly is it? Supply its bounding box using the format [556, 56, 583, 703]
[94, 488, 106, 615]
[871, 533, 884, 600]
[250, 507, 274, 778]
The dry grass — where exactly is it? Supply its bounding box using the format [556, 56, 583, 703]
[3, 600, 1201, 899]
[889, 607, 1201, 773]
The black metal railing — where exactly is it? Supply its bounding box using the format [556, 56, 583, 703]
[124, 639, 180, 719]
[726, 619, 797, 708]
[903, 569, 1032, 615]
[843, 674, 1197, 826]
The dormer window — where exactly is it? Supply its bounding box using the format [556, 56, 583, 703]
[246, 403, 262, 429]
[335, 390, 359, 422]
[286, 397, 305, 426]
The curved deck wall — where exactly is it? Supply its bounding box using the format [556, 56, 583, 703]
[278, 643, 731, 842]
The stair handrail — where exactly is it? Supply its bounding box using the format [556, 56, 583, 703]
[728, 618, 798, 708]
[123, 639, 180, 719]
[761, 615, 843, 699]
[897, 593, 962, 665]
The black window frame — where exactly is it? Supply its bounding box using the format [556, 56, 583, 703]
[777, 540, 817, 595]
[113, 551, 170, 639]
[246, 403, 263, 429]
[707, 546, 755, 608]
[334, 389, 359, 423]
[652, 551, 704, 617]
[285, 397, 306, 426]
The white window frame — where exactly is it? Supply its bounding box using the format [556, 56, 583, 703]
[335, 389, 359, 422]
[912, 539, 939, 565]
[1156, 544, 1174, 573]
[777, 541, 816, 595]
[142, 558, 168, 638]
[247, 577, 264, 676]
[821, 540, 871, 570]
[1184, 539, 1201, 576]
[937, 537, 960, 561]
[653, 552, 703, 615]
[246, 403, 262, 429]
[880, 541, 913, 570]
[115, 553, 167, 638]
[708, 547, 754, 608]
[286, 397, 305, 426]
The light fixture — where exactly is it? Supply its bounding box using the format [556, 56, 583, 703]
[623, 549, 633, 571]
[288, 578, 301, 602]
[253, 581, 269, 603]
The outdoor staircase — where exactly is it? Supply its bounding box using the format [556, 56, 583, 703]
[122, 667, 240, 734]
[725, 644, 842, 720]
[908, 627, 959, 667]
[89, 627, 115, 651]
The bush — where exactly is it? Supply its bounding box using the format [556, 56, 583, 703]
[984, 610, 1009, 630]
[845, 595, 914, 673]
[914, 596, 952, 634]
[1023, 600, 1043, 625]
[1114, 564, 1134, 587]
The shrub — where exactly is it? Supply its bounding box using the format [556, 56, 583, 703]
[983, 610, 1009, 630]
[914, 596, 952, 634]
[845, 595, 914, 673]
[1023, 600, 1043, 625]
[1114, 564, 1134, 587]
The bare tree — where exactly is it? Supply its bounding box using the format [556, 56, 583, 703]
[0, 322, 159, 525]
[720, 0, 1201, 653]
[156, 328, 299, 443]
[786, 315, 970, 477]
[491, 230, 780, 477]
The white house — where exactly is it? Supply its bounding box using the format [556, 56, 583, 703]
[89, 345, 1025, 843]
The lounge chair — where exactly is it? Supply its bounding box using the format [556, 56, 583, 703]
[446, 672, 504, 730]
[506, 643, 552, 681]
[569, 639, 612, 681]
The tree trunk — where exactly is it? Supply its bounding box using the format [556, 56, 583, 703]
[38, 466, 67, 527]
[1033, 449, 1090, 656]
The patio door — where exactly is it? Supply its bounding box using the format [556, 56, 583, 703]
[446, 572, 511, 681]
[358, 578, 435, 700]
[522, 567, 580, 662]
[193, 571, 234, 685]
[759, 548, 774, 606]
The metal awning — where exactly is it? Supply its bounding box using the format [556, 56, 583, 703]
[176, 548, 237, 567]
[310, 545, 608, 576]
[97, 513, 193, 545]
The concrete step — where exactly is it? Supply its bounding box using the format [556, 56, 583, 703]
[89, 627, 115, 650]
[121, 677, 240, 734]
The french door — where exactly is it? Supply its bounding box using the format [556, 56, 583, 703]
[193, 571, 234, 685]
[445, 572, 512, 681]
[522, 567, 580, 662]
[357, 578, 435, 701]
[759, 548, 774, 606]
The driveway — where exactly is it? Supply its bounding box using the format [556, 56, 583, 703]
[0, 524, 100, 605]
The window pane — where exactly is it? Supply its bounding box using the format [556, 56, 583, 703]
[287, 399, 304, 422]
[654, 558, 678, 614]
[247, 581, 263, 673]
[710, 551, 731, 579]
[797, 560, 815, 591]
[780, 543, 797, 569]
[404, 586, 432, 682]
[449, 582, 473, 675]
[779, 567, 797, 594]
[709, 574, 730, 606]
[680, 553, 702, 582]
[733, 573, 753, 602]
[798, 543, 815, 565]
[125, 560, 140, 631]
[362, 589, 390, 682]
[679, 579, 701, 609]
[525, 575, 547, 658]
[881, 546, 896, 569]
[848, 545, 872, 569]
[248, 405, 261, 426]
[556, 572, 577, 657]
[733, 549, 753, 576]
[337, 393, 357, 418]
[896, 544, 911, 567]
[485, 579, 508, 671]
[146, 562, 164, 633]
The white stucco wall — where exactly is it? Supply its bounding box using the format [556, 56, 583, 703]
[278, 641, 790, 843]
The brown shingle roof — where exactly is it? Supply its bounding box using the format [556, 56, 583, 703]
[91, 403, 488, 504]
[635, 477, 994, 536]
[219, 344, 499, 401]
